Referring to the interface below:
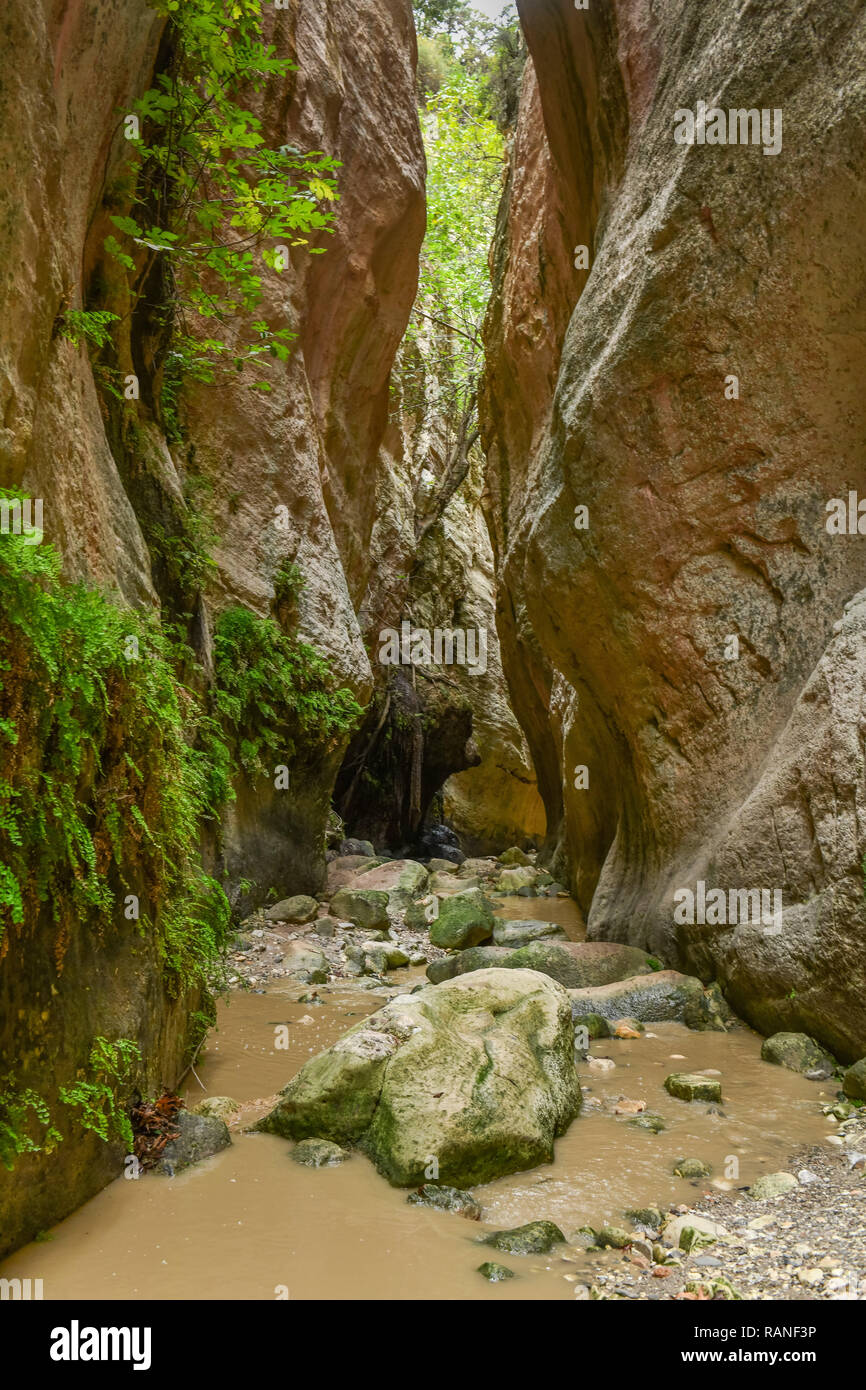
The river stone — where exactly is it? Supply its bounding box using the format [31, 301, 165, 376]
[627, 1112, 667, 1133]
[492, 919, 568, 947]
[407, 1183, 482, 1220]
[843, 1058, 866, 1100]
[256, 968, 581, 1186]
[761, 1032, 837, 1075]
[663, 1214, 727, 1247]
[499, 846, 531, 866]
[460, 858, 498, 877]
[282, 939, 329, 982]
[313, 915, 340, 938]
[426, 956, 461, 984]
[431, 871, 479, 893]
[664, 1073, 723, 1103]
[291, 1138, 348, 1167]
[626, 1206, 664, 1229]
[498, 865, 538, 892]
[156, 1112, 231, 1175]
[363, 942, 410, 973]
[329, 887, 390, 930]
[266, 894, 319, 924]
[748, 1172, 799, 1200]
[477, 1262, 515, 1282]
[573, 1012, 611, 1045]
[193, 1096, 238, 1122]
[595, 1225, 633, 1249]
[568, 970, 729, 1031]
[350, 859, 430, 908]
[429, 888, 495, 950]
[674, 1157, 713, 1179]
[481, 1219, 565, 1254]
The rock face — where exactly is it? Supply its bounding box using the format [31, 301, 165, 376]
[482, 0, 866, 1059]
[256, 968, 581, 1186]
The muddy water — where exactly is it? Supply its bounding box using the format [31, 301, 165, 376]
[493, 894, 586, 940]
[1, 972, 838, 1302]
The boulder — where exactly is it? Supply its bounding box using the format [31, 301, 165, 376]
[329, 887, 390, 931]
[481, 1220, 565, 1254]
[674, 1157, 713, 1179]
[425, 956, 461, 984]
[568, 970, 729, 1031]
[340, 838, 375, 857]
[492, 919, 568, 948]
[595, 1225, 632, 1249]
[282, 939, 328, 982]
[477, 1262, 515, 1282]
[428, 888, 495, 950]
[431, 871, 478, 893]
[843, 1057, 866, 1100]
[628, 1113, 666, 1132]
[761, 1032, 837, 1076]
[155, 1111, 231, 1175]
[350, 859, 430, 908]
[325, 855, 383, 895]
[448, 939, 654, 990]
[291, 1138, 348, 1167]
[427, 859, 458, 874]
[498, 846, 531, 866]
[404, 897, 438, 929]
[407, 1183, 482, 1220]
[664, 1073, 723, 1103]
[498, 865, 538, 892]
[266, 894, 319, 925]
[313, 915, 340, 938]
[256, 968, 581, 1186]
[192, 1096, 238, 1123]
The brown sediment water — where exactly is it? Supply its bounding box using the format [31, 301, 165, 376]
[0, 971, 839, 1301]
[493, 894, 586, 939]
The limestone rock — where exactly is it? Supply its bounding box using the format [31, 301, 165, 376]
[266, 895, 319, 925]
[761, 1032, 837, 1076]
[568, 970, 730, 1031]
[664, 1073, 723, 1103]
[256, 968, 581, 1186]
[329, 888, 390, 931]
[492, 919, 567, 947]
[428, 888, 495, 950]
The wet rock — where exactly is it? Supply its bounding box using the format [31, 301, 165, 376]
[663, 1214, 726, 1247]
[362, 942, 410, 974]
[595, 1226, 632, 1249]
[477, 1261, 515, 1283]
[664, 1073, 723, 1103]
[156, 1112, 231, 1175]
[313, 916, 340, 938]
[626, 1206, 664, 1230]
[674, 1157, 713, 1180]
[266, 894, 319, 925]
[428, 888, 495, 950]
[498, 846, 531, 866]
[612, 1018, 644, 1038]
[761, 1032, 837, 1076]
[192, 1096, 238, 1123]
[568, 971, 729, 1031]
[404, 897, 438, 930]
[257, 968, 581, 1186]
[481, 1220, 565, 1255]
[431, 871, 478, 893]
[291, 1138, 348, 1167]
[426, 956, 461, 984]
[586, 1056, 615, 1073]
[329, 888, 390, 931]
[573, 1012, 611, 1041]
[340, 839, 375, 857]
[492, 919, 567, 948]
[627, 1112, 667, 1133]
[842, 1057, 866, 1100]
[407, 1183, 482, 1220]
[748, 1172, 799, 1200]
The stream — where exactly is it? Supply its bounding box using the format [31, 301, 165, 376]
[0, 898, 841, 1302]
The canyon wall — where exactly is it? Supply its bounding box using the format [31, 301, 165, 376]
[0, 0, 426, 1256]
[484, 0, 866, 1058]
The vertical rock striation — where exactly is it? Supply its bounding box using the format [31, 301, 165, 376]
[483, 0, 866, 1056]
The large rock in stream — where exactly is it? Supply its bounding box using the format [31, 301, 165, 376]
[568, 970, 732, 1031]
[427, 939, 655, 989]
[256, 969, 581, 1187]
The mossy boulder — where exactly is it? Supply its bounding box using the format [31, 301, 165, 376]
[266, 894, 319, 924]
[492, 919, 568, 948]
[627, 1112, 667, 1132]
[329, 887, 390, 930]
[596, 1225, 633, 1249]
[568, 970, 729, 1031]
[748, 1172, 798, 1200]
[842, 1057, 866, 1100]
[477, 1261, 515, 1282]
[428, 888, 495, 950]
[452, 939, 654, 990]
[481, 1220, 565, 1254]
[761, 1032, 836, 1076]
[498, 846, 531, 866]
[664, 1073, 723, 1103]
[256, 968, 581, 1187]
[498, 865, 538, 892]
[674, 1157, 713, 1179]
[193, 1096, 238, 1122]
[349, 859, 429, 909]
[156, 1112, 231, 1175]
